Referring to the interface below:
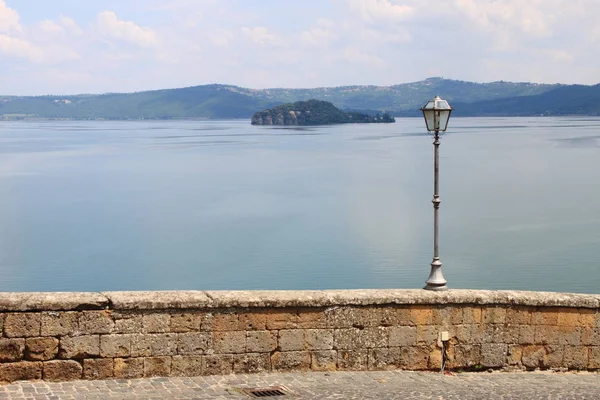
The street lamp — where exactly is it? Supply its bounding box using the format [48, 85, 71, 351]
[421, 96, 453, 291]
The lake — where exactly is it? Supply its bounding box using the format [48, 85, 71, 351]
[0, 117, 599, 293]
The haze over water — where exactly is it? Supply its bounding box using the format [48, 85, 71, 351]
[0, 117, 599, 293]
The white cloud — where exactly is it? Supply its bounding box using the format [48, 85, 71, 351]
[209, 29, 234, 46]
[341, 46, 387, 68]
[453, 0, 557, 37]
[0, 0, 20, 33]
[347, 0, 414, 21]
[97, 11, 159, 48]
[0, 34, 43, 62]
[542, 49, 574, 63]
[241, 26, 285, 47]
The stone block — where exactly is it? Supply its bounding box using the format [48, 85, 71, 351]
[43, 360, 82, 381]
[506, 306, 534, 325]
[112, 312, 143, 334]
[114, 358, 144, 379]
[170, 313, 202, 333]
[297, 309, 327, 329]
[480, 343, 507, 368]
[462, 307, 482, 324]
[452, 345, 481, 368]
[238, 312, 267, 330]
[212, 313, 240, 331]
[449, 307, 466, 325]
[203, 354, 233, 375]
[518, 325, 536, 344]
[41, 312, 78, 337]
[25, 337, 58, 361]
[454, 325, 477, 344]
[213, 331, 246, 354]
[416, 326, 438, 346]
[399, 346, 429, 370]
[543, 345, 564, 369]
[534, 325, 560, 345]
[5, 313, 41, 338]
[363, 327, 388, 348]
[409, 306, 433, 326]
[428, 346, 443, 370]
[138, 334, 177, 356]
[578, 308, 596, 328]
[521, 346, 545, 369]
[431, 306, 450, 326]
[368, 348, 399, 370]
[326, 307, 380, 329]
[581, 327, 600, 346]
[233, 353, 271, 374]
[79, 311, 114, 334]
[389, 326, 417, 347]
[483, 307, 507, 324]
[333, 328, 363, 350]
[130, 335, 152, 357]
[380, 306, 412, 326]
[556, 308, 580, 327]
[100, 334, 132, 358]
[588, 347, 600, 369]
[177, 332, 211, 355]
[144, 356, 171, 377]
[0, 361, 42, 382]
[0, 338, 24, 362]
[142, 314, 170, 333]
[59, 336, 100, 359]
[171, 356, 203, 377]
[271, 351, 310, 371]
[337, 349, 367, 371]
[557, 326, 581, 346]
[532, 308, 559, 325]
[278, 329, 305, 352]
[265, 311, 298, 330]
[311, 350, 337, 371]
[564, 346, 588, 370]
[83, 358, 114, 380]
[246, 330, 277, 353]
[305, 329, 333, 350]
[507, 345, 523, 366]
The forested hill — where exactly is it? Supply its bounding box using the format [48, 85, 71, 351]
[1, 78, 599, 120]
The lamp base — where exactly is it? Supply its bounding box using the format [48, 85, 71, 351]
[424, 258, 448, 291]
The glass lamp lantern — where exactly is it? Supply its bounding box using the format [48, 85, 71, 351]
[420, 96, 453, 133]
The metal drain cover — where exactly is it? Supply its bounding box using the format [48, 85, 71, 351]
[242, 386, 289, 397]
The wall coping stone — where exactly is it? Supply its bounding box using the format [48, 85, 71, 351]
[0, 290, 598, 312]
[0, 292, 109, 311]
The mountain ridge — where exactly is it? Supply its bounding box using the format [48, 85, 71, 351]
[1, 78, 598, 120]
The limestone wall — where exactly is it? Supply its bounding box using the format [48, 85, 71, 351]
[0, 289, 598, 382]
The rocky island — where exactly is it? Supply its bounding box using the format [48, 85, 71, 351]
[251, 99, 395, 125]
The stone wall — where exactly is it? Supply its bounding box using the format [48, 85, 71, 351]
[0, 289, 599, 382]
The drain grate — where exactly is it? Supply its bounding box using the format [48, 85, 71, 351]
[242, 386, 288, 397]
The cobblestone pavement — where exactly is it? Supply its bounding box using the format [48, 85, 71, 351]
[0, 370, 599, 399]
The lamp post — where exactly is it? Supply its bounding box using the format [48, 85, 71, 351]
[421, 96, 453, 291]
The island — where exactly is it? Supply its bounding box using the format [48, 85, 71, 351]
[250, 99, 395, 125]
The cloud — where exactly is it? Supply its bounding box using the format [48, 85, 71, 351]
[97, 11, 159, 48]
[453, 0, 556, 37]
[542, 49, 574, 63]
[0, 34, 43, 62]
[209, 29, 234, 46]
[346, 0, 414, 21]
[0, 0, 20, 33]
[341, 46, 387, 68]
[241, 26, 285, 47]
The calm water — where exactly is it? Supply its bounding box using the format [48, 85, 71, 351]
[0, 117, 599, 293]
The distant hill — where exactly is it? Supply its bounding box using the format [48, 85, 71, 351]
[1, 78, 598, 120]
[251, 99, 395, 125]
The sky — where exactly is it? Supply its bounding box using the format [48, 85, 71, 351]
[1, 0, 599, 95]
